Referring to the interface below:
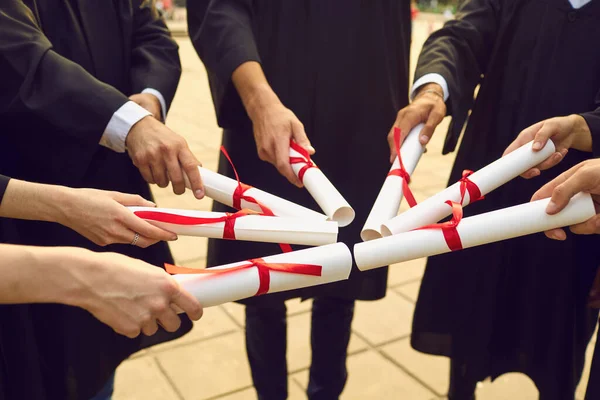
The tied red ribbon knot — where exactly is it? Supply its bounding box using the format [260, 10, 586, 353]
[289, 141, 318, 183]
[418, 200, 464, 251]
[458, 170, 483, 205]
[388, 127, 417, 207]
[416, 170, 484, 252]
[220, 146, 292, 252]
[133, 209, 255, 241]
[165, 258, 322, 296]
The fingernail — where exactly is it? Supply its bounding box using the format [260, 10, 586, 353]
[148, 201, 157, 207]
[307, 145, 316, 153]
[546, 201, 559, 214]
[171, 235, 178, 241]
[532, 142, 542, 150]
[548, 231, 559, 240]
[420, 135, 429, 144]
[195, 190, 204, 198]
[553, 152, 563, 161]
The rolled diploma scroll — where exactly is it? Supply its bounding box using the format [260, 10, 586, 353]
[129, 207, 338, 246]
[174, 243, 352, 307]
[361, 124, 426, 241]
[356, 192, 595, 271]
[381, 140, 556, 236]
[196, 167, 327, 221]
[289, 147, 355, 227]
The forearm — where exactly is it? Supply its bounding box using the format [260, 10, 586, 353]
[0, 245, 88, 305]
[0, 179, 71, 223]
[232, 61, 280, 120]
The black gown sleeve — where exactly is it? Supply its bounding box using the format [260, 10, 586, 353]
[413, 0, 501, 153]
[187, 0, 260, 128]
[581, 89, 600, 158]
[130, 0, 182, 111]
[0, 0, 130, 145]
[0, 175, 9, 205]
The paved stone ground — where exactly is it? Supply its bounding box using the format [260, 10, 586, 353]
[112, 15, 596, 400]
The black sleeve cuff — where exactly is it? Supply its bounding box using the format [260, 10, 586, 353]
[581, 109, 600, 158]
[0, 175, 11, 205]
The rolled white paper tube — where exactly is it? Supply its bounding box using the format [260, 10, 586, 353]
[173, 243, 353, 307]
[381, 139, 557, 236]
[129, 207, 338, 246]
[193, 167, 327, 221]
[289, 148, 355, 227]
[361, 124, 426, 241]
[356, 192, 595, 271]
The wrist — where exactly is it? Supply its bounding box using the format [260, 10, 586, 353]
[570, 114, 593, 152]
[30, 247, 93, 306]
[414, 83, 444, 100]
[244, 84, 281, 121]
[125, 115, 153, 149]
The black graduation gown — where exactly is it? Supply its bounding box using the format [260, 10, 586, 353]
[410, 0, 600, 398]
[188, 0, 411, 304]
[0, 2, 190, 399]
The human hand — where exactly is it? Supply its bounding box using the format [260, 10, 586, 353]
[531, 159, 600, 240]
[246, 87, 314, 187]
[503, 115, 592, 178]
[126, 116, 204, 197]
[387, 83, 446, 163]
[55, 188, 177, 247]
[130, 93, 162, 121]
[69, 250, 203, 338]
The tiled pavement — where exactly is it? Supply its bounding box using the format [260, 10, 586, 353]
[113, 16, 596, 400]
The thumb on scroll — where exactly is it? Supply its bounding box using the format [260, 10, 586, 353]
[291, 120, 315, 155]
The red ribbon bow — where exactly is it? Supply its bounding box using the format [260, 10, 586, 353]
[289, 141, 318, 183]
[416, 170, 484, 251]
[133, 209, 256, 240]
[220, 146, 292, 252]
[165, 258, 322, 296]
[388, 127, 417, 207]
[418, 200, 464, 251]
[458, 170, 483, 205]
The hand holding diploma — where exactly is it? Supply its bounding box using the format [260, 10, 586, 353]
[388, 82, 446, 156]
[532, 159, 600, 240]
[503, 115, 593, 178]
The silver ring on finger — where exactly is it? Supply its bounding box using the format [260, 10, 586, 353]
[131, 232, 140, 246]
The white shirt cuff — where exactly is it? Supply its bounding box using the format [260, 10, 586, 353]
[410, 73, 450, 102]
[100, 101, 151, 153]
[142, 88, 167, 122]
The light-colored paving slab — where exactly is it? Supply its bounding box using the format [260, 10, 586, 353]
[293, 350, 436, 399]
[155, 331, 253, 400]
[114, 356, 181, 400]
[352, 291, 415, 345]
[381, 338, 450, 397]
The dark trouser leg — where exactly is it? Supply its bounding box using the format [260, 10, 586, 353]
[307, 297, 355, 400]
[245, 302, 288, 400]
[448, 359, 477, 400]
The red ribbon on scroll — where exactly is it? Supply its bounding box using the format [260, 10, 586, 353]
[133, 209, 255, 240]
[165, 258, 323, 296]
[220, 146, 292, 252]
[388, 127, 417, 208]
[289, 141, 318, 183]
[458, 170, 483, 205]
[415, 169, 484, 251]
[418, 200, 464, 251]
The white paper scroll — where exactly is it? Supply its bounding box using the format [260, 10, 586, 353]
[289, 146, 355, 227]
[129, 207, 338, 246]
[195, 167, 327, 221]
[381, 140, 557, 236]
[355, 192, 595, 271]
[361, 124, 426, 241]
[174, 243, 353, 307]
